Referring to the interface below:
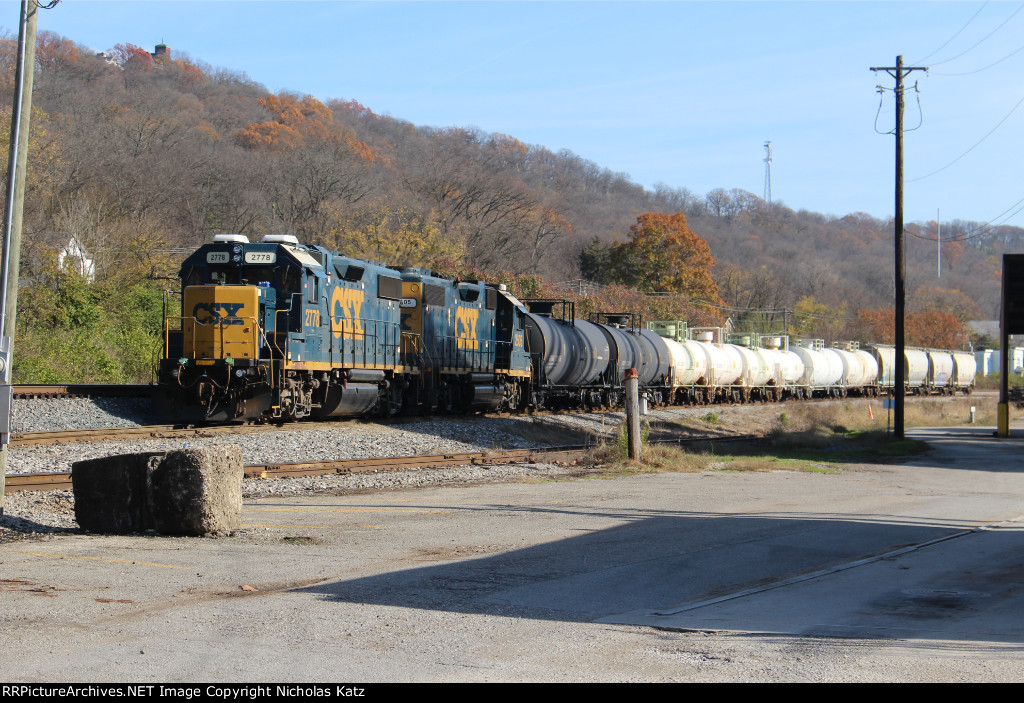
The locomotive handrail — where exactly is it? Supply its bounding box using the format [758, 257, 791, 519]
[327, 315, 403, 368]
[401, 332, 424, 366]
[409, 333, 510, 372]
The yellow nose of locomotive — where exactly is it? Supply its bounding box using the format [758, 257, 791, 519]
[183, 285, 260, 360]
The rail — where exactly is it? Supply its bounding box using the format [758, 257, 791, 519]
[4, 434, 765, 494]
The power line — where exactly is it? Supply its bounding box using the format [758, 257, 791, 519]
[927, 3, 1024, 67]
[914, 1, 989, 64]
[905, 195, 1024, 242]
[931, 40, 1024, 76]
[909, 90, 1024, 182]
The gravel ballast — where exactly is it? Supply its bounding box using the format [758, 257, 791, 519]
[0, 394, 802, 535]
[2, 396, 597, 535]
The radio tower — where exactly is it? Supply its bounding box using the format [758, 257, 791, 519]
[763, 140, 773, 203]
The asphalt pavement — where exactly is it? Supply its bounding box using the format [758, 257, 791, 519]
[3, 423, 1024, 681]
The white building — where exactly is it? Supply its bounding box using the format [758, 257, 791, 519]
[975, 348, 1024, 376]
[57, 238, 95, 281]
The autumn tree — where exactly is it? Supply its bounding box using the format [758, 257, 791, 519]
[853, 308, 895, 344]
[322, 204, 465, 269]
[906, 311, 968, 349]
[942, 240, 964, 269]
[790, 295, 849, 341]
[853, 307, 967, 348]
[596, 213, 722, 304]
[909, 284, 981, 323]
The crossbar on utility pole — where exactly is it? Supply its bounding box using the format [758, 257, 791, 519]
[871, 55, 927, 440]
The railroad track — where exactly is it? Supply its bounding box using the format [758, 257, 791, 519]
[8, 423, 279, 447]
[11, 384, 153, 399]
[3, 434, 762, 494]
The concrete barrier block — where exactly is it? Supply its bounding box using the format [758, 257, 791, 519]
[72, 452, 164, 533]
[147, 446, 244, 535]
[71, 446, 243, 536]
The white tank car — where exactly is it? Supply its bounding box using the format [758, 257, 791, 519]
[872, 345, 929, 391]
[854, 348, 880, 388]
[725, 336, 772, 389]
[828, 343, 877, 391]
[905, 348, 930, 389]
[690, 329, 741, 389]
[758, 337, 805, 388]
[661, 336, 707, 387]
[645, 322, 711, 396]
[872, 345, 897, 389]
[793, 339, 843, 392]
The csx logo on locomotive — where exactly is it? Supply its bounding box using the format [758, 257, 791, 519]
[455, 307, 479, 349]
[331, 287, 365, 339]
[193, 302, 245, 325]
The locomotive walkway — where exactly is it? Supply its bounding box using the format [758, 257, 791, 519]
[3, 423, 1024, 681]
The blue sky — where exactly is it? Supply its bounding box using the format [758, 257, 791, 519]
[6, 0, 1024, 226]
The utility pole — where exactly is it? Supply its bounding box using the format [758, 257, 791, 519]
[0, 0, 41, 513]
[871, 55, 927, 440]
[763, 140, 772, 204]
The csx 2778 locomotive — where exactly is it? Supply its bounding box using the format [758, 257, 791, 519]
[159, 234, 532, 421]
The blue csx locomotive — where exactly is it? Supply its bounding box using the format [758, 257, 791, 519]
[160, 234, 537, 422]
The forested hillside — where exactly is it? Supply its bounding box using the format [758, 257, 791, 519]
[2, 34, 1019, 381]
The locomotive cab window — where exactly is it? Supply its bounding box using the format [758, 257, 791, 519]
[183, 266, 203, 287]
[209, 268, 241, 285]
[242, 266, 275, 286]
[307, 272, 318, 303]
[281, 266, 301, 295]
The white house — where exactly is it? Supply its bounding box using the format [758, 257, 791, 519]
[58, 237, 95, 281]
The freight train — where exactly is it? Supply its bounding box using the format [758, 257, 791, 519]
[158, 234, 975, 422]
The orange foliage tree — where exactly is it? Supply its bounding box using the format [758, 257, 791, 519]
[110, 43, 152, 71]
[607, 212, 722, 305]
[855, 308, 894, 343]
[855, 308, 966, 348]
[234, 93, 376, 162]
[36, 31, 82, 73]
[905, 310, 968, 349]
